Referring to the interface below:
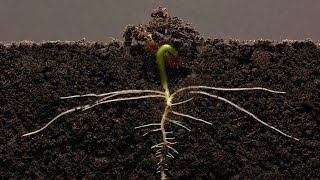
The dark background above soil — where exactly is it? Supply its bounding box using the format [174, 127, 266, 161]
[1, 0, 320, 41]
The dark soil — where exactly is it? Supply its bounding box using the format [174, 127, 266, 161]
[1, 7, 319, 180]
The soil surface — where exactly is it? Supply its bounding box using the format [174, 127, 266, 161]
[1, 7, 319, 180]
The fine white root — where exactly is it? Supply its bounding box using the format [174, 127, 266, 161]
[171, 98, 194, 106]
[157, 158, 165, 165]
[22, 93, 164, 137]
[135, 123, 161, 129]
[156, 154, 162, 158]
[61, 89, 165, 99]
[167, 144, 179, 154]
[151, 142, 165, 149]
[82, 94, 164, 111]
[22, 107, 82, 137]
[171, 110, 212, 125]
[171, 85, 285, 98]
[142, 128, 162, 136]
[167, 141, 177, 145]
[167, 152, 174, 158]
[80, 91, 165, 110]
[167, 118, 191, 131]
[190, 90, 300, 141]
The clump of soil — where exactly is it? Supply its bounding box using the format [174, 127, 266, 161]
[1, 8, 319, 180]
[123, 7, 202, 63]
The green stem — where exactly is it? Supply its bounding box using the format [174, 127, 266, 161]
[156, 44, 178, 103]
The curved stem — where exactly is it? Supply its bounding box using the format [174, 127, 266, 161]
[156, 44, 178, 104]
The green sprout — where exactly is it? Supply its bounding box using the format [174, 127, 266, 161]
[22, 43, 299, 180]
[156, 44, 178, 104]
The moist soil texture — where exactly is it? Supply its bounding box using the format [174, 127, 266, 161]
[1, 7, 320, 180]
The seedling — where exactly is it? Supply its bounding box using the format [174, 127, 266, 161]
[22, 42, 299, 180]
